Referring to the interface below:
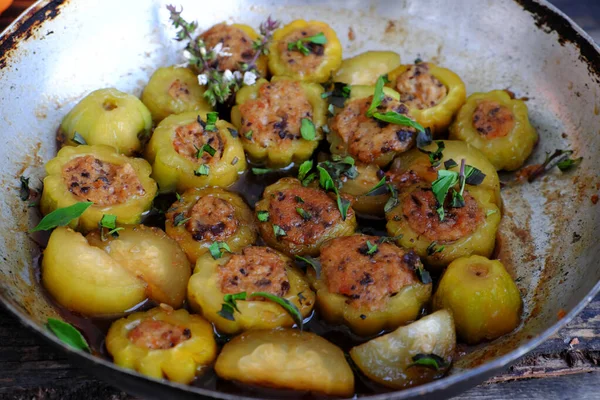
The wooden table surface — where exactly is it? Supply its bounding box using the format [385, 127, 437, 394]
[1, 0, 600, 399]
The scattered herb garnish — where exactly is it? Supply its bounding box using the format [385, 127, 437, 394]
[365, 240, 378, 255]
[287, 32, 327, 55]
[416, 265, 432, 284]
[525, 149, 582, 182]
[173, 212, 191, 227]
[30, 202, 93, 232]
[205, 111, 218, 131]
[194, 164, 210, 176]
[19, 176, 30, 201]
[408, 353, 449, 371]
[245, 130, 253, 140]
[416, 127, 433, 149]
[384, 184, 399, 213]
[72, 132, 87, 145]
[486, 209, 498, 217]
[426, 241, 445, 256]
[273, 224, 287, 237]
[444, 158, 458, 169]
[99, 214, 123, 240]
[300, 118, 316, 140]
[196, 143, 216, 158]
[47, 318, 90, 352]
[209, 241, 231, 259]
[366, 75, 390, 116]
[377, 235, 403, 244]
[317, 166, 350, 220]
[217, 291, 304, 329]
[294, 196, 304, 203]
[419, 141, 445, 167]
[252, 167, 273, 175]
[296, 207, 312, 221]
[365, 176, 388, 196]
[321, 81, 351, 108]
[298, 160, 313, 182]
[372, 111, 425, 132]
[257, 210, 269, 222]
[295, 255, 321, 278]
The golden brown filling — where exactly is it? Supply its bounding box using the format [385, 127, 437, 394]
[239, 80, 313, 147]
[200, 23, 256, 72]
[278, 27, 325, 73]
[219, 247, 290, 296]
[331, 95, 415, 164]
[472, 100, 515, 139]
[395, 63, 448, 110]
[128, 320, 191, 350]
[172, 120, 224, 163]
[186, 195, 238, 242]
[62, 155, 145, 206]
[321, 235, 419, 310]
[268, 186, 345, 246]
[168, 79, 191, 101]
[402, 188, 484, 242]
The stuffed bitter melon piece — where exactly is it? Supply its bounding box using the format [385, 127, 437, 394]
[334, 51, 401, 85]
[187, 246, 315, 334]
[350, 310, 456, 389]
[106, 307, 217, 384]
[58, 88, 152, 156]
[215, 329, 354, 397]
[307, 234, 432, 336]
[141, 66, 212, 123]
[145, 111, 246, 193]
[386, 185, 501, 270]
[40, 144, 156, 232]
[387, 62, 466, 135]
[433, 255, 522, 344]
[449, 90, 537, 171]
[231, 76, 326, 167]
[268, 20, 342, 83]
[338, 161, 390, 216]
[165, 187, 257, 263]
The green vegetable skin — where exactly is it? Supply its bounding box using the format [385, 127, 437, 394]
[350, 310, 456, 389]
[59, 88, 152, 156]
[433, 255, 522, 344]
[141, 66, 212, 123]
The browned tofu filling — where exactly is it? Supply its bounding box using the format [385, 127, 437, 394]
[219, 246, 290, 296]
[128, 320, 191, 350]
[472, 100, 515, 139]
[239, 80, 313, 148]
[395, 63, 448, 109]
[267, 186, 346, 246]
[321, 235, 420, 310]
[172, 120, 224, 163]
[200, 23, 257, 72]
[278, 27, 325, 73]
[168, 79, 192, 101]
[62, 155, 145, 206]
[402, 188, 484, 242]
[186, 195, 238, 242]
[331, 95, 415, 164]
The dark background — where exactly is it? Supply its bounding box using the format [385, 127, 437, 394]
[1, 1, 600, 399]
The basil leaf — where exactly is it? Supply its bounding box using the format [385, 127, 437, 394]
[245, 130, 253, 139]
[557, 157, 582, 171]
[300, 118, 316, 140]
[301, 172, 317, 186]
[218, 292, 247, 320]
[273, 224, 287, 237]
[100, 214, 117, 230]
[257, 210, 269, 222]
[296, 207, 312, 220]
[372, 111, 425, 132]
[295, 255, 321, 279]
[416, 127, 433, 149]
[365, 176, 387, 196]
[72, 132, 87, 145]
[464, 166, 486, 185]
[250, 292, 304, 330]
[205, 111, 219, 131]
[384, 184, 399, 213]
[409, 353, 449, 371]
[317, 166, 336, 191]
[47, 318, 90, 352]
[197, 143, 216, 157]
[298, 160, 313, 181]
[366, 75, 389, 116]
[30, 202, 93, 232]
[173, 212, 190, 227]
[431, 170, 459, 220]
[306, 32, 327, 45]
[366, 240, 378, 255]
[209, 241, 231, 259]
[444, 158, 458, 169]
[194, 164, 210, 176]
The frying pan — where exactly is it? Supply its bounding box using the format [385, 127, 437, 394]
[1, 0, 599, 398]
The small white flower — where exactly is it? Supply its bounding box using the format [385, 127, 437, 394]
[200, 47, 207, 57]
[212, 42, 232, 57]
[197, 74, 209, 85]
[243, 71, 257, 86]
[182, 50, 192, 60]
[222, 69, 234, 82]
[213, 42, 223, 54]
[233, 71, 243, 81]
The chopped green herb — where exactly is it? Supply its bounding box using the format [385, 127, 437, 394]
[365, 176, 387, 196]
[416, 265, 432, 284]
[294, 196, 304, 203]
[197, 143, 216, 157]
[321, 82, 351, 108]
[194, 164, 210, 176]
[295, 255, 321, 278]
[252, 291, 304, 329]
[19, 175, 30, 201]
[296, 207, 312, 221]
[372, 111, 425, 132]
[47, 318, 90, 352]
[416, 127, 433, 149]
[30, 202, 93, 232]
[464, 165, 486, 185]
[173, 212, 190, 227]
[377, 235, 403, 244]
[431, 169, 459, 221]
[300, 118, 316, 140]
[384, 184, 399, 213]
[175, 192, 182, 201]
[366, 74, 390, 116]
[209, 241, 232, 259]
[316, 166, 350, 220]
[444, 158, 458, 169]
[419, 141, 445, 167]
[257, 210, 269, 222]
[365, 240, 378, 255]
[217, 292, 247, 321]
[287, 32, 327, 56]
[409, 353, 449, 371]
[245, 130, 253, 140]
[337, 196, 351, 221]
[252, 167, 273, 175]
[426, 241, 445, 256]
[298, 160, 313, 181]
[205, 111, 218, 131]
[525, 149, 582, 182]
[557, 156, 583, 172]
[72, 132, 87, 145]
[99, 214, 123, 240]
[486, 209, 498, 217]
[273, 224, 287, 237]
[301, 172, 317, 186]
